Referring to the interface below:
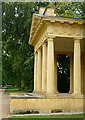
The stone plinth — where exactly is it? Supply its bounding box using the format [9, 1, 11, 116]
[10, 93, 85, 114]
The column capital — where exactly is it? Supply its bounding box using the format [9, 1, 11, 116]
[42, 42, 46, 46]
[34, 51, 37, 55]
[37, 47, 41, 52]
[47, 37, 54, 42]
[74, 39, 81, 43]
[74, 37, 83, 43]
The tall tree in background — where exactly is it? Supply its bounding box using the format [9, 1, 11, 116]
[2, 2, 85, 92]
[2, 2, 35, 90]
[2, 2, 49, 91]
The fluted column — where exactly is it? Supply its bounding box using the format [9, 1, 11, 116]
[47, 37, 55, 96]
[69, 54, 73, 93]
[33, 51, 37, 93]
[37, 48, 42, 93]
[72, 38, 82, 95]
[42, 42, 47, 94]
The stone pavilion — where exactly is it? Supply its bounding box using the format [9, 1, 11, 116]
[10, 7, 85, 113]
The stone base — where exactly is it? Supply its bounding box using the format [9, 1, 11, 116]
[72, 93, 84, 98]
[10, 93, 85, 114]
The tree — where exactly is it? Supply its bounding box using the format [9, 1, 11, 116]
[2, 2, 85, 92]
[2, 2, 35, 90]
[2, 2, 49, 90]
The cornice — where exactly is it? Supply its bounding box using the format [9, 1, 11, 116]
[29, 14, 85, 46]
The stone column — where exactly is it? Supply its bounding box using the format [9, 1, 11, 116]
[72, 38, 82, 95]
[47, 37, 55, 96]
[54, 55, 58, 94]
[42, 42, 47, 94]
[33, 51, 37, 93]
[69, 54, 73, 93]
[37, 48, 42, 93]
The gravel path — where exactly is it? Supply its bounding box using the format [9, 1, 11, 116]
[0, 89, 10, 119]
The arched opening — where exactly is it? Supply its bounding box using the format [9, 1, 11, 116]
[57, 54, 70, 93]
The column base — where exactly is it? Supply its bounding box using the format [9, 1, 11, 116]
[33, 90, 36, 93]
[33, 90, 39, 94]
[33, 91, 42, 95]
[36, 91, 43, 95]
[46, 93, 57, 98]
[56, 91, 60, 96]
[69, 91, 73, 94]
[32, 92, 46, 97]
[56, 91, 59, 94]
[41, 91, 46, 95]
[72, 92, 84, 98]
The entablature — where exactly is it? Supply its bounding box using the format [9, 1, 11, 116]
[29, 14, 85, 47]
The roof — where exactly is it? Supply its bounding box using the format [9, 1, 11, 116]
[29, 13, 85, 45]
[34, 13, 85, 19]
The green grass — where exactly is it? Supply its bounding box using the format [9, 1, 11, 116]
[10, 114, 85, 118]
[4, 86, 29, 95]
[6, 86, 18, 89]
[4, 90, 28, 95]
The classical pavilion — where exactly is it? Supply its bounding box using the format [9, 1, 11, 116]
[29, 7, 85, 96]
[10, 7, 85, 113]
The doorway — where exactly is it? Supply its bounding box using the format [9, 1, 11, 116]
[57, 54, 70, 93]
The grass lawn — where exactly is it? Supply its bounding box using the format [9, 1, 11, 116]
[4, 86, 29, 95]
[10, 114, 85, 118]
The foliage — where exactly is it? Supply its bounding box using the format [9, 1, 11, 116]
[2, 2, 35, 90]
[57, 55, 70, 93]
[2, 2, 85, 92]
[49, 2, 85, 18]
[2, 2, 49, 91]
